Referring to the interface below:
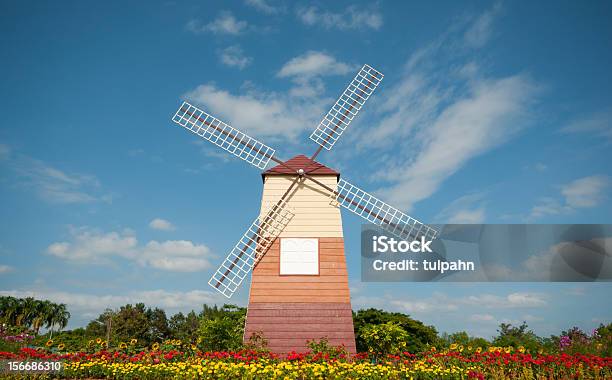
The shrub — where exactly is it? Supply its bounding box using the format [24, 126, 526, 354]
[360, 322, 409, 360]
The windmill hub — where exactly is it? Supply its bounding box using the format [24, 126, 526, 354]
[297, 168, 305, 176]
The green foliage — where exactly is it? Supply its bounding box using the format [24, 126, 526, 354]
[548, 323, 612, 356]
[439, 331, 490, 350]
[85, 303, 170, 347]
[32, 328, 94, 352]
[493, 322, 542, 353]
[196, 304, 246, 352]
[353, 308, 437, 353]
[169, 311, 199, 343]
[0, 296, 70, 335]
[306, 337, 347, 360]
[5, 295, 609, 358]
[360, 322, 409, 359]
[244, 331, 269, 352]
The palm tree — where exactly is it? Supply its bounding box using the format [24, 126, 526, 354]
[48, 303, 70, 339]
[32, 300, 52, 334]
[0, 296, 19, 325]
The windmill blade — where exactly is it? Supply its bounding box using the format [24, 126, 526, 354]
[172, 101, 276, 170]
[208, 199, 294, 298]
[335, 178, 437, 241]
[305, 175, 437, 242]
[310, 64, 383, 157]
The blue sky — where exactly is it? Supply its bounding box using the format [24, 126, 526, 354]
[0, 0, 611, 338]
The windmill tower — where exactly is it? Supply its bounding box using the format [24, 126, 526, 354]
[171, 64, 438, 354]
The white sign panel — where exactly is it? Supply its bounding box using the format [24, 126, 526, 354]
[280, 238, 319, 275]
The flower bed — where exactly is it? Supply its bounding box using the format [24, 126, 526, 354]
[1, 347, 610, 379]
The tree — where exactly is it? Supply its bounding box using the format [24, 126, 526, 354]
[110, 304, 149, 344]
[169, 311, 199, 343]
[493, 322, 541, 352]
[0, 296, 70, 336]
[146, 307, 170, 343]
[353, 308, 438, 353]
[197, 304, 246, 351]
[440, 331, 490, 350]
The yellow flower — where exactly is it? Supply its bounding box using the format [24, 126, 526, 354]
[57, 343, 65, 350]
[152, 343, 160, 351]
[191, 344, 197, 351]
[130, 338, 137, 345]
[120, 342, 128, 349]
[450, 343, 458, 350]
[430, 346, 436, 352]
[467, 346, 473, 351]
[45, 339, 53, 347]
[458, 345, 464, 352]
[96, 338, 102, 344]
[518, 346, 526, 353]
[476, 347, 482, 353]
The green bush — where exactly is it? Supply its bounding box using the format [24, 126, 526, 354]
[354, 308, 437, 353]
[360, 322, 409, 360]
[196, 305, 245, 351]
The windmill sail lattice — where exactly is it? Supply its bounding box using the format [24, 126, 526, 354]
[334, 178, 438, 242]
[310, 64, 384, 151]
[208, 201, 294, 298]
[172, 101, 276, 169]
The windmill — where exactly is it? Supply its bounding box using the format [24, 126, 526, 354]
[171, 64, 438, 354]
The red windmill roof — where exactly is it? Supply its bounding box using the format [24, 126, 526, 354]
[263, 155, 339, 176]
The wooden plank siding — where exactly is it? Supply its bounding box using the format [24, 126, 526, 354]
[244, 302, 356, 354]
[249, 238, 350, 303]
[243, 172, 356, 354]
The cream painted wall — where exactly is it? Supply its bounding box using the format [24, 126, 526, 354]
[260, 175, 343, 238]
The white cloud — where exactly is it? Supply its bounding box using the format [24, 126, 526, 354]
[529, 175, 610, 219]
[149, 218, 176, 231]
[139, 240, 211, 272]
[356, 291, 547, 323]
[528, 197, 570, 219]
[329, 3, 537, 212]
[47, 227, 138, 261]
[465, 292, 547, 308]
[561, 109, 612, 141]
[470, 313, 496, 322]
[391, 298, 458, 313]
[377, 75, 536, 210]
[297, 5, 383, 30]
[519, 237, 612, 281]
[47, 227, 213, 272]
[561, 175, 610, 208]
[245, 0, 282, 14]
[534, 162, 548, 172]
[435, 193, 487, 223]
[0, 265, 14, 274]
[0, 143, 10, 160]
[278, 51, 354, 78]
[185, 82, 328, 141]
[219, 45, 252, 69]
[464, 2, 502, 48]
[182, 51, 353, 143]
[187, 12, 248, 35]
[1, 149, 111, 204]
